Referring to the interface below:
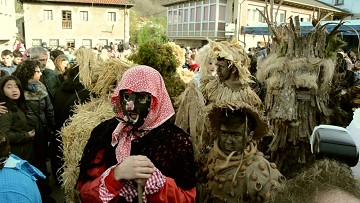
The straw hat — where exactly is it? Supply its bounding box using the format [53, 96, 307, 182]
[205, 100, 270, 141]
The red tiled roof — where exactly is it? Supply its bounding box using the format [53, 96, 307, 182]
[25, 0, 134, 6]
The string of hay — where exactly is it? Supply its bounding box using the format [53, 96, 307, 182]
[60, 98, 115, 202]
[175, 81, 206, 160]
[176, 67, 195, 84]
[167, 42, 196, 84]
[202, 79, 262, 108]
[75, 48, 100, 91]
[91, 58, 134, 97]
[166, 41, 186, 69]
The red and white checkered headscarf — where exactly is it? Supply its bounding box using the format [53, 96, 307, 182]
[111, 65, 175, 132]
[99, 65, 174, 202]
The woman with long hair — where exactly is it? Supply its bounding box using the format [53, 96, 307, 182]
[13, 59, 56, 202]
[0, 75, 35, 163]
[54, 54, 69, 79]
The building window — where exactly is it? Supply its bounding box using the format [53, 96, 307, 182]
[66, 39, 75, 48]
[32, 39, 42, 46]
[292, 13, 310, 22]
[218, 5, 226, 21]
[108, 12, 116, 22]
[273, 10, 286, 24]
[49, 39, 59, 47]
[82, 39, 92, 48]
[334, 0, 344, 5]
[80, 11, 88, 21]
[44, 10, 53, 20]
[247, 5, 265, 25]
[62, 10, 72, 29]
[168, 11, 172, 24]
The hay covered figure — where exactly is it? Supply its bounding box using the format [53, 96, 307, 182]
[201, 39, 262, 108]
[256, 13, 346, 175]
[197, 101, 284, 202]
[76, 66, 196, 202]
[175, 42, 218, 159]
[176, 39, 264, 158]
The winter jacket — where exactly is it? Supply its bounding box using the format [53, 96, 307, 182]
[40, 69, 60, 102]
[24, 81, 55, 135]
[0, 105, 35, 163]
[53, 79, 91, 131]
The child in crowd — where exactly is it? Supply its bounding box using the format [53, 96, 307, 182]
[1, 50, 16, 75]
[0, 76, 36, 164]
[12, 49, 23, 66]
[187, 53, 200, 72]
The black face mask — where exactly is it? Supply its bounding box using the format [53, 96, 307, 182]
[120, 90, 151, 128]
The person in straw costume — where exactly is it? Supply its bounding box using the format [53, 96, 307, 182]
[76, 65, 196, 202]
[197, 101, 285, 202]
[176, 38, 265, 158]
[201, 38, 262, 108]
[255, 10, 348, 176]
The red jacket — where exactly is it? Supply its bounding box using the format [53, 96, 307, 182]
[78, 149, 196, 203]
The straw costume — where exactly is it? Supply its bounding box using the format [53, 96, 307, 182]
[175, 39, 263, 159]
[175, 43, 215, 159]
[256, 9, 346, 175]
[197, 101, 284, 203]
[201, 38, 262, 108]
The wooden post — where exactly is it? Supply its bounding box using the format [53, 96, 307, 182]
[138, 185, 144, 203]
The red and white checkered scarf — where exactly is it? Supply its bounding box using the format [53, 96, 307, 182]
[99, 66, 174, 202]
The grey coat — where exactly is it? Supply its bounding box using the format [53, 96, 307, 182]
[24, 81, 55, 134]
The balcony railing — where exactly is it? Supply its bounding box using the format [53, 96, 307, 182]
[62, 21, 72, 29]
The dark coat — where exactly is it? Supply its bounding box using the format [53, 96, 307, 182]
[53, 79, 91, 131]
[40, 69, 60, 102]
[52, 78, 91, 183]
[0, 105, 35, 163]
[24, 81, 55, 133]
[24, 81, 55, 174]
